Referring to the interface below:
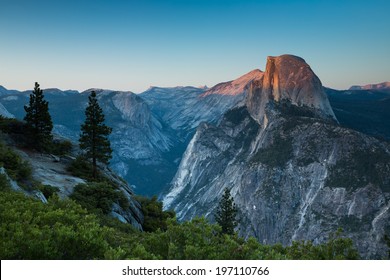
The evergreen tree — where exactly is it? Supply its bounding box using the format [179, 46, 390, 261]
[24, 82, 53, 151]
[215, 188, 238, 235]
[79, 91, 112, 179]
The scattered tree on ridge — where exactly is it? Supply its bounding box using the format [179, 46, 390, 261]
[79, 91, 112, 179]
[24, 82, 53, 151]
[215, 188, 238, 235]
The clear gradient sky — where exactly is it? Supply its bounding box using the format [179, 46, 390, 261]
[1, 0, 389, 93]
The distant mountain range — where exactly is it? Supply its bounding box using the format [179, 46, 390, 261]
[1, 72, 389, 197]
[0, 71, 256, 195]
[349, 82, 390, 92]
[326, 87, 390, 141]
[1, 56, 389, 258]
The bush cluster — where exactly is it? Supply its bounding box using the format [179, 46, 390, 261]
[0, 186, 363, 260]
[0, 191, 114, 259]
[0, 141, 32, 183]
[67, 156, 99, 181]
[49, 139, 73, 156]
[37, 183, 59, 199]
[70, 182, 128, 214]
[135, 195, 175, 232]
[0, 117, 28, 136]
[0, 173, 11, 191]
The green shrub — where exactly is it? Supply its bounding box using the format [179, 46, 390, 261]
[67, 156, 95, 180]
[70, 182, 128, 214]
[0, 191, 114, 259]
[318, 229, 360, 260]
[0, 173, 11, 191]
[0, 142, 32, 182]
[37, 184, 59, 199]
[0, 117, 28, 144]
[135, 195, 175, 232]
[67, 156, 112, 183]
[49, 139, 73, 156]
[0, 189, 361, 260]
[110, 218, 360, 260]
[98, 214, 138, 235]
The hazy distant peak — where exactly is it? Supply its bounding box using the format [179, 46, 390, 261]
[143, 85, 205, 95]
[0, 85, 20, 95]
[349, 82, 390, 91]
[43, 88, 62, 92]
[82, 88, 104, 94]
[81, 89, 136, 97]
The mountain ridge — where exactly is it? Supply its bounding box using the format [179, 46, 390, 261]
[163, 54, 390, 259]
[201, 69, 263, 97]
[0, 56, 389, 197]
[349, 81, 390, 91]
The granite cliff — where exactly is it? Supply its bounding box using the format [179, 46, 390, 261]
[163, 55, 390, 259]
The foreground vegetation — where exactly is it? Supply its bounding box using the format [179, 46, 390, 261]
[0, 181, 361, 260]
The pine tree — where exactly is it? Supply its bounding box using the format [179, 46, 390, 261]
[79, 91, 112, 179]
[24, 82, 53, 151]
[215, 188, 238, 235]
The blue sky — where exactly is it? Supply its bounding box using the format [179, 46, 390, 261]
[1, 0, 389, 93]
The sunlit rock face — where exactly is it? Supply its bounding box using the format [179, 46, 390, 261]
[201, 69, 264, 97]
[247, 55, 336, 126]
[163, 55, 390, 259]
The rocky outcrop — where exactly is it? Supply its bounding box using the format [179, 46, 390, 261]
[163, 55, 390, 259]
[247, 55, 336, 125]
[13, 148, 144, 229]
[0, 167, 47, 203]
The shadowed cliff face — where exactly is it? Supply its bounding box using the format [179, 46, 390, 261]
[326, 87, 390, 141]
[247, 55, 337, 125]
[163, 55, 390, 259]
